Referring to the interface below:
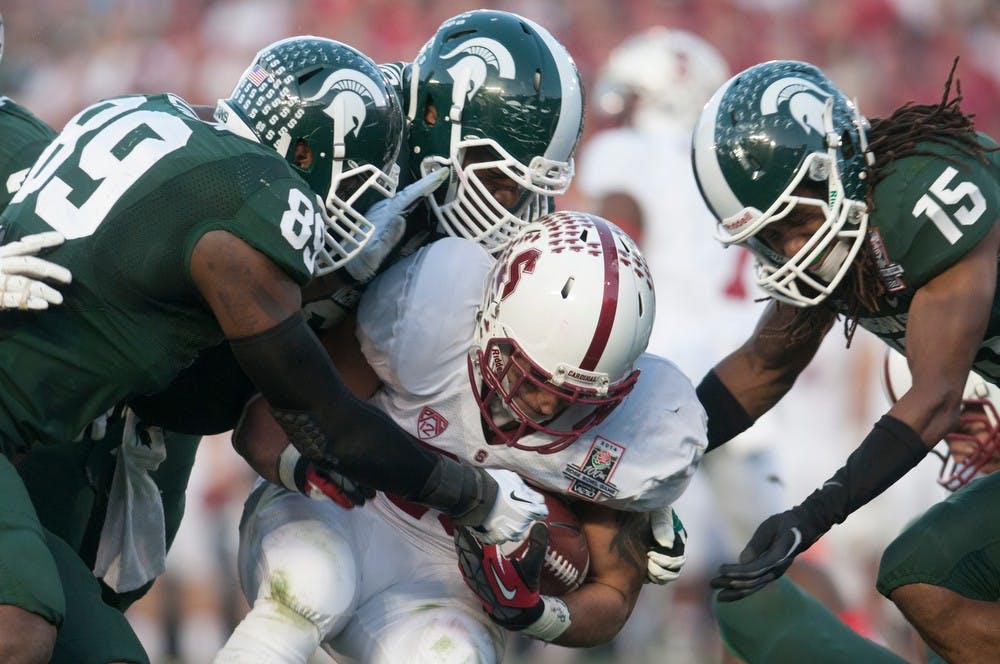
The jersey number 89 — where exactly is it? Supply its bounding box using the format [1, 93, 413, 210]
[11, 95, 192, 239]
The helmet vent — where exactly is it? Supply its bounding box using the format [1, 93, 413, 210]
[561, 277, 575, 299]
[578, 229, 589, 243]
[533, 70, 541, 92]
[637, 292, 645, 317]
[298, 67, 324, 86]
[445, 28, 477, 44]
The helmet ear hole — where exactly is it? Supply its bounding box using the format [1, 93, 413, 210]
[560, 277, 574, 299]
[423, 98, 437, 127]
[293, 140, 313, 170]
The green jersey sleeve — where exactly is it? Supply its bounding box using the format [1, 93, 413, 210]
[0, 97, 56, 210]
[870, 134, 1000, 290]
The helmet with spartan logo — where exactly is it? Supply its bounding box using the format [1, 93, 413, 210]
[692, 60, 874, 306]
[406, 10, 584, 253]
[216, 36, 404, 275]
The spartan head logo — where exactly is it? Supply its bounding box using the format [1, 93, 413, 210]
[759, 76, 830, 137]
[440, 37, 516, 110]
[306, 69, 389, 142]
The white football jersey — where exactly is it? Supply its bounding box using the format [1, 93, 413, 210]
[357, 236, 706, 555]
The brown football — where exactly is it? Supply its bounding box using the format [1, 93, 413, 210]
[499, 491, 590, 596]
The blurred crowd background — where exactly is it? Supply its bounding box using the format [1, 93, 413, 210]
[3, 1, 999, 662]
[5, 0, 1000, 146]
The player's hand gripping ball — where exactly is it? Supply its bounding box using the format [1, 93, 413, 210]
[499, 491, 589, 595]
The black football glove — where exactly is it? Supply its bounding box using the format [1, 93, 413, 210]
[454, 522, 548, 630]
[711, 506, 820, 602]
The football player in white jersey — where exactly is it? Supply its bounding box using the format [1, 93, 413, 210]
[215, 212, 707, 663]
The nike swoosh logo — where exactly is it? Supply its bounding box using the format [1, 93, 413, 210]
[490, 560, 517, 600]
[782, 527, 803, 562]
[509, 490, 534, 504]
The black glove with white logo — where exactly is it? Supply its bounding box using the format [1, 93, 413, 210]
[711, 506, 820, 602]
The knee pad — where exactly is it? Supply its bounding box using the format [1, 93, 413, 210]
[249, 518, 359, 638]
[375, 608, 499, 664]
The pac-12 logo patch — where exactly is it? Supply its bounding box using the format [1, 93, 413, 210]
[417, 406, 448, 439]
[563, 436, 624, 501]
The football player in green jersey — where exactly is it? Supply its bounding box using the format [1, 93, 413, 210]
[0, 36, 548, 663]
[690, 59, 1000, 661]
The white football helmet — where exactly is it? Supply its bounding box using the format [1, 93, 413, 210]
[882, 348, 1000, 490]
[469, 211, 656, 453]
[593, 27, 729, 132]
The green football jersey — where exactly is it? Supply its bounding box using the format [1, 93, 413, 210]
[0, 96, 56, 209]
[0, 94, 326, 454]
[839, 134, 1000, 382]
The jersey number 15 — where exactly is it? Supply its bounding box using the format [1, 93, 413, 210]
[911, 166, 987, 245]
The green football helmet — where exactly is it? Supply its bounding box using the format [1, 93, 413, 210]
[406, 10, 584, 253]
[216, 36, 403, 276]
[692, 60, 874, 306]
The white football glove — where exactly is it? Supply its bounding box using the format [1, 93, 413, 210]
[0, 231, 72, 309]
[647, 505, 687, 584]
[467, 468, 548, 545]
[344, 168, 450, 283]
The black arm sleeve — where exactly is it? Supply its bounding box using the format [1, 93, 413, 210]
[796, 414, 929, 535]
[696, 370, 755, 452]
[228, 312, 440, 498]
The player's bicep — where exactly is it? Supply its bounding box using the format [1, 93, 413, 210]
[896, 218, 1000, 438]
[190, 229, 302, 338]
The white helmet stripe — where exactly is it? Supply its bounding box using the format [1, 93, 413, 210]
[523, 17, 581, 161]
[693, 77, 743, 219]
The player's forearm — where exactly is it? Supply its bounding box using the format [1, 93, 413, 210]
[712, 302, 830, 420]
[228, 312, 498, 522]
[231, 395, 286, 484]
[229, 312, 437, 494]
[549, 583, 635, 647]
[795, 414, 929, 536]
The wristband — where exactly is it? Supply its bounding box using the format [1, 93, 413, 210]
[520, 596, 571, 642]
[277, 445, 303, 492]
[696, 370, 755, 451]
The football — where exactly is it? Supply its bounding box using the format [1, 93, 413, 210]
[499, 491, 590, 596]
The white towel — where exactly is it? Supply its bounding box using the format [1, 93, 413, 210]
[93, 408, 168, 593]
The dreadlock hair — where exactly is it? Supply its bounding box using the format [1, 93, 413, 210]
[784, 57, 991, 348]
